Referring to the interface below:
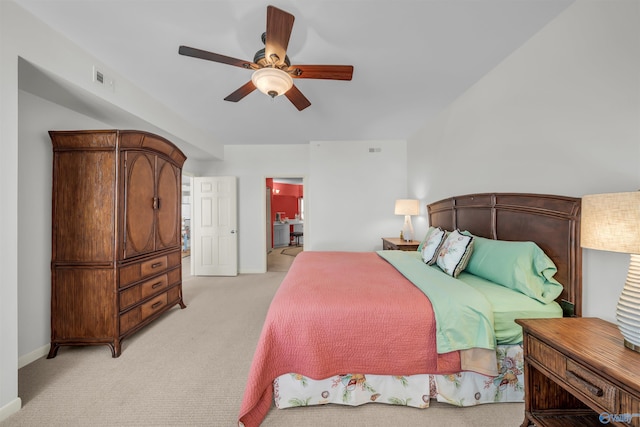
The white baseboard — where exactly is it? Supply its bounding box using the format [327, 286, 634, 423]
[0, 397, 22, 423]
[240, 268, 267, 274]
[18, 344, 49, 369]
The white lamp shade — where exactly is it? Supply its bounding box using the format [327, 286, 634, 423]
[581, 191, 640, 254]
[394, 199, 419, 216]
[251, 68, 293, 98]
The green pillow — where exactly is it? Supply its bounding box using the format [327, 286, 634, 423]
[461, 231, 563, 304]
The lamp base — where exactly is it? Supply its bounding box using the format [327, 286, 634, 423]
[401, 215, 414, 242]
[623, 339, 640, 353]
[616, 253, 640, 352]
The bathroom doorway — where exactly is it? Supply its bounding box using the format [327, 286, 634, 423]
[266, 177, 304, 272]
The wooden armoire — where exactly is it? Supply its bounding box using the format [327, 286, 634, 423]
[48, 130, 187, 358]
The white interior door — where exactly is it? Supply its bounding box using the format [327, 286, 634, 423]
[192, 176, 238, 276]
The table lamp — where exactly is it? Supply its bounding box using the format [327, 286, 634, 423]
[394, 199, 419, 242]
[581, 191, 640, 353]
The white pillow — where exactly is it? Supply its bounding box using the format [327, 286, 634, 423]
[418, 226, 437, 252]
[436, 230, 474, 277]
[421, 227, 447, 265]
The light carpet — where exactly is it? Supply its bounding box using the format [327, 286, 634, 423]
[2, 262, 524, 426]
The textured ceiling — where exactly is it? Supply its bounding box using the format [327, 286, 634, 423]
[15, 0, 573, 159]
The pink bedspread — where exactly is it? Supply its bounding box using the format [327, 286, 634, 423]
[238, 251, 461, 427]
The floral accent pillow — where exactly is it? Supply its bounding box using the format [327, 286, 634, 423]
[418, 226, 436, 252]
[436, 230, 474, 277]
[421, 227, 447, 265]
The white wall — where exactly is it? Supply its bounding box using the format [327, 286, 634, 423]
[1, 2, 24, 418]
[201, 140, 407, 272]
[407, 0, 640, 322]
[308, 140, 408, 251]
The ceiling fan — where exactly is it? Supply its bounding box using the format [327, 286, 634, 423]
[178, 5, 354, 111]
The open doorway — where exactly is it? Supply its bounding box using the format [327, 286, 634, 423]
[181, 175, 192, 277]
[266, 177, 304, 271]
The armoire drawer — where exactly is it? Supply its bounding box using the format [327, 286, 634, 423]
[119, 251, 181, 288]
[141, 293, 168, 319]
[119, 268, 180, 310]
[120, 292, 169, 334]
[120, 274, 168, 310]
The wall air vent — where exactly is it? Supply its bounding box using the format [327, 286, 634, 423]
[92, 65, 115, 92]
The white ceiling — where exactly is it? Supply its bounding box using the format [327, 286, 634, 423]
[15, 0, 574, 159]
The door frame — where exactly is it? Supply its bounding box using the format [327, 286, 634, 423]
[263, 175, 308, 272]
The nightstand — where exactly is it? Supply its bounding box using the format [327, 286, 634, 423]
[381, 237, 420, 251]
[516, 317, 640, 427]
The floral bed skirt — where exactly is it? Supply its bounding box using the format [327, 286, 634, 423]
[274, 344, 524, 409]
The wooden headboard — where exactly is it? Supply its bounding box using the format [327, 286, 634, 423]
[428, 193, 582, 316]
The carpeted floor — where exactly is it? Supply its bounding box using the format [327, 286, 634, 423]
[267, 245, 303, 271]
[2, 257, 524, 427]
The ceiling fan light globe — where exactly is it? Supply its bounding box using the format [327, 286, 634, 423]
[251, 68, 293, 98]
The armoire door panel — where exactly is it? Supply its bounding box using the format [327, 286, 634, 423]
[124, 152, 156, 258]
[52, 268, 116, 338]
[53, 151, 116, 262]
[156, 159, 180, 250]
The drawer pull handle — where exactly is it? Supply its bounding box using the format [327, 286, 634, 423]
[151, 282, 163, 289]
[151, 301, 163, 309]
[566, 370, 604, 397]
[151, 262, 163, 269]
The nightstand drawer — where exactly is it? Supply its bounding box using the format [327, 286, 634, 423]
[620, 392, 640, 427]
[565, 359, 617, 412]
[529, 336, 618, 414]
[529, 336, 566, 375]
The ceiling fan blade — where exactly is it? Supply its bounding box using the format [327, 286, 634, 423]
[290, 65, 354, 81]
[224, 81, 257, 102]
[285, 85, 311, 111]
[265, 5, 295, 66]
[179, 45, 256, 69]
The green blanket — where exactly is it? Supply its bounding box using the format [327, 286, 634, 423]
[377, 250, 496, 353]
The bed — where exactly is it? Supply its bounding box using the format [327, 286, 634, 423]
[238, 193, 581, 427]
